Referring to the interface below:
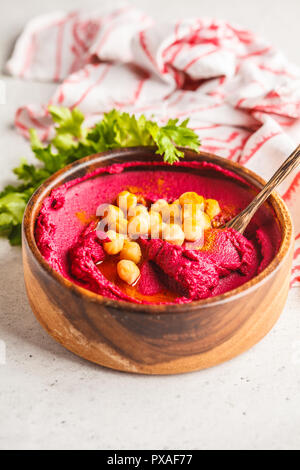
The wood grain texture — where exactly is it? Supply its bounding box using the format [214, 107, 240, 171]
[22, 148, 294, 374]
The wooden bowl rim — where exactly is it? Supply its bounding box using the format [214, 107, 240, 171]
[23, 147, 294, 314]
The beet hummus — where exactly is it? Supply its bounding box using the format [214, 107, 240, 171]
[35, 161, 281, 305]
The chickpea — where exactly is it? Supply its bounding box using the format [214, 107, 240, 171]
[117, 260, 140, 285]
[128, 214, 150, 239]
[151, 199, 169, 214]
[136, 194, 147, 206]
[196, 211, 212, 230]
[120, 240, 142, 264]
[99, 204, 125, 232]
[116, 191, 138, 215]
[179, 192, 205, 210]
[149, 210, 162, 225]
[114, 217, 128, 236]
[102, 204, 124, 221]
[149, 215, 165, 239]
[183, 217, 203, 242]
[149, 225, 161, 239]
[162, 223, 185, 246]
[182, 203, 204, 221]
[162, 203, 182, 224]
[103, 230, 125, 255]
[128, 204, 149, 219]
[205, 199, 221, 219]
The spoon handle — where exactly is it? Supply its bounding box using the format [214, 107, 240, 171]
[226, 144, 300, 233]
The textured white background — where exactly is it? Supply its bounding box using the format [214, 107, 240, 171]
[0, 0, 299, 451]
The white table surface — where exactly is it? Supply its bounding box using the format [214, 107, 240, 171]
[0, 0, 299, 451]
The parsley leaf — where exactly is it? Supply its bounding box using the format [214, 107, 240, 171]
[0, 107, 201, 245]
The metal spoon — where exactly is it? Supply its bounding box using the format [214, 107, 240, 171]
[225, 144, 300, 234]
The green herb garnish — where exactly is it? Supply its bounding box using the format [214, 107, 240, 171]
[0, 107, 201, 245]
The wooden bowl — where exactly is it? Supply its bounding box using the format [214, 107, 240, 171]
[22, 148, 294, 375]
